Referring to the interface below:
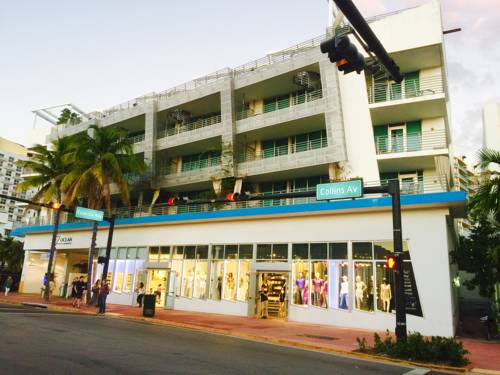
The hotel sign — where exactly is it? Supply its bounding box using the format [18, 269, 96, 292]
[56, 235, 73, 246]
[316, 179, 363, 201]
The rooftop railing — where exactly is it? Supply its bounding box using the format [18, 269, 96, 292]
[238, 138, 327, 162]
[375, 129, 447, 155]
[367, 75, 444, 104]
[157, 114, 222, 139]
[236, 89, 323, 120]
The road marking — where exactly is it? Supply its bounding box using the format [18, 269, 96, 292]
[403, 369, 429, 374]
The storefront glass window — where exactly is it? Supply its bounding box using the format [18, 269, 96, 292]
[376, 262, 394, 313]
[114, 260, 125, 292]
[374, 241, 410, 260]
[127, 248, 137, 259]
[193, 261, 208, 299]
[181, 260, 195, 297]
[148, 247, 159, 262]
[329, 243, 347, 259]
[272, 244, 288, 261]
[354, 262, 373, 311]
[209, 260, 223, 300]
[328, 260, 349, 309]
[239, 245, 253, 260]
[159, 246, 170, 261]
[353, 242, 373, 260]
[292, 261, 309, 306]
[311, 261, 327, 308]
[137, 247, 148, 260]
[170, 260, 183, 297]
[106, 260, 114, 286]
[110, 248, 118, 259]
[212, 245, 224, 260]
[237, 261, 251, 301]
[172, 246, 184, 260]
[256, 244, 271, 261]
[134, 265, 145, 292]
[224, 260, 237, 300]
[310, 243, 327, 260]
[184, 246, 196, 260]
[292, 244, 308, 260]
[225, 245, 238, 259]
[117, 248, 127, 260]
[196, 245, 209, 260]
[123, 261, 134, 293]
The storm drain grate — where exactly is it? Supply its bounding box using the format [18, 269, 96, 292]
[296, 334, 339, 341]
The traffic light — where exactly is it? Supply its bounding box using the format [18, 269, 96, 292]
[97, 256, 107, 264]
[386, 255, 397, 270]
[167, 196, 189, 206]
[226, 192, 250, 202]
[320, 35, 365, 74]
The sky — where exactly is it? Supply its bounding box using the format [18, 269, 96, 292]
[0, 0, 498, 163]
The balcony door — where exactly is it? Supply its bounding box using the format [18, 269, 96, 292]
[389, 126, 406, 153]
[399, 173, 418, 195]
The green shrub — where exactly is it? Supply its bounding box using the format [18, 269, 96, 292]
[356, 331, 470, 367]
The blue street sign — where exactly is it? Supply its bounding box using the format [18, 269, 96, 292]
[316, 179, 363, 201]
[75, 206, 104, 221]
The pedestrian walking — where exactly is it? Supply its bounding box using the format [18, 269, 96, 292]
[260, 275, 269, 319]
[3, 275, 13, 296]
[70, 277, 78, 305]
[74, 276, 85, 309]
[136, 282, 145, 307]
[89, 280, 101, 306]
[98, 280, 110, 314]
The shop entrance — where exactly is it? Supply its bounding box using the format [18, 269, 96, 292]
[255, 272, 288, 320]
[146, 269, 169, 306]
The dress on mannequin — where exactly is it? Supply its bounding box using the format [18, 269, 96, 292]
[312, 273, 324, 306]
[225, 273, 235, 300]
[339, 276, 348, 309]
[321, 275, 328, 308]
[296, 274, 306, 305]
[380, 280, 392, 312]
[355, 276, 366, 309]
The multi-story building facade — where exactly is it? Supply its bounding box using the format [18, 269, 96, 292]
[483, 102, 500, 152]
[15, 2, 467, 336]
[0, 137, 32, 237]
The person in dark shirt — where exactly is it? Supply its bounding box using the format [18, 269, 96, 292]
[74, 276, 85, 309]
[98, 281, 110, 314]
[260, 275, 269, 319]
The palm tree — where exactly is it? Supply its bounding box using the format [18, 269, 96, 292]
[470, 148, 500, 223]
[62, 125, 145, 214]
[0, 236, 24, 273]
[57, 108, 81, 125]
[17, 137, 77, 204]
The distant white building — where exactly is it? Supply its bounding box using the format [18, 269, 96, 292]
[483, 103, 500, 151]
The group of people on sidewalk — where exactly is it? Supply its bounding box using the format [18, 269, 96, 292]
[70, 276, 110, 314]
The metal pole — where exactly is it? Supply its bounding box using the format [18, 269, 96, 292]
[86, 221, 98, 305]
[101, 215, 115, 283]
[388, 179, 407, 341]
[44, 208, 60, 302]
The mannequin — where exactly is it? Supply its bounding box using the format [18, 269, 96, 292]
[238, 272, 249, 301]
[197, 270, 206, 299]
[321, 275, 328, 308]
[303, 271, 309, 305]
[295, 271, 306, 305]
[225, 272, 235, 299]
[380, 278, 392, 312]
[312, 272, 324, 306]
[339, 275, 348, 309]
[368, 275, 374, 311]
[355, 275, 367, 309]
[185, 269, 194, 297]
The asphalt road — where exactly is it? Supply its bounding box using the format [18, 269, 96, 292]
[0, 304, 423, 375]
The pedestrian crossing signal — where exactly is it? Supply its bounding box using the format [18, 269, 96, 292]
[386, 255, 397, 270]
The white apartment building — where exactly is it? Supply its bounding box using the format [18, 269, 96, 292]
[15, 2, 466, 336]
[483, 102, 500, 152]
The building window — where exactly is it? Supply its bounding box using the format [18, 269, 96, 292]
[257, 243, 287, 262]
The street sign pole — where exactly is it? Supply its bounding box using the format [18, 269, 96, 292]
[86, 221, 98, 305]
[101, 215, 115, 283]
[388, 179, 407, 341]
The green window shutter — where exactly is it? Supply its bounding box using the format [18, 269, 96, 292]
[406, 120, 422, 151]
[262, 140, 275, 158]
[277, 95, 290, 110]
[374, 125, 388, 153]
[296, 90, 306, 105]
[309, 131, 322, 149]
[321, 130, 328, 147]
[390, 82, 402, 100]
[294, 178, 307, 190]
[404, 71, 420, 98]
[307, 176, 321, 188]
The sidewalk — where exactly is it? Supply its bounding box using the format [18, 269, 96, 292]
[2, 293, 499, 374]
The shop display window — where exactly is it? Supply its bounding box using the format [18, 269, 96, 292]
[117, 248, 127, 260]
[329, 260, 349, 309]
[374, 241, 410, 260]
[137, 247, 148, 260]
[311, 261, 327, 308]
[353, 242, 373, 260]
[159, 246, 170, 261]
[292, 261, 309, 306]
[196, 245, 209, 260]
[239, 245, 253, 260]
[110, 248, 118, 259]
[376, 262, 394, 313]
[127, 248, 137, 260]
[184, 246, 196, 260]
[193, 261, 208, 299]
[310, 243, 327, 260]
[237, 261, 251, 301]
[224, 260, 237, 300]
[292, 244, 308, 260]
[353, 262, 374, 311]
[134, 267, 145, 291]
[172, 246, 184, 260]
[209, 260, 223, 300]
[256, 244, 272, 261]
[212, 245, 224, 260]
[181, 260, 195, 298]
[114, 260, 125, 292]
[148, 247, 159, 262]
[123, 261, 135, 293]
[272, 244, 288, 261]
[171, 260, 183, 297]
[329, 243, 347, 260]
[225, 245, 238, 259]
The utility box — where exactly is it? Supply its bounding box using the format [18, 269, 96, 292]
[143, 294, 156, 317]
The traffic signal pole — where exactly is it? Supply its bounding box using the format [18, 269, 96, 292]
[101, 215, 115, 284]
[86, 221, 98, 305]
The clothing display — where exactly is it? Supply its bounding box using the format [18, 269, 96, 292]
[339, 276, 349, 310]
[312, 276, 324, 306]
[380, 282, 392, 312]
[296, 276, 306, 305]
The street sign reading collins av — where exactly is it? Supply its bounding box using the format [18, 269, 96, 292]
[75, 206, 104, 222]
[316, 179, 363, 201]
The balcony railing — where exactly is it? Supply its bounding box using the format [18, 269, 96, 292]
[157, 155, 222, 176]
[238, 138, 327, 162]
[15, 175, 451, 228]
[157, 114, 222, 139]
[126, 133, 145, 144]
[367, 75, 444, 104]
[375, 129, 447, 155]
[236, 89, 323, 120]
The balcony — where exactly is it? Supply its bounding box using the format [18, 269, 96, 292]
[157, 114, 222, 139]
[236, 89, 323, 121]
[127, 133, 145, 143]
[374, 129, 447, 155]
[155, 156, 222, 189]
[367, 75, 444, 104]
[238, 138, 327, 162]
